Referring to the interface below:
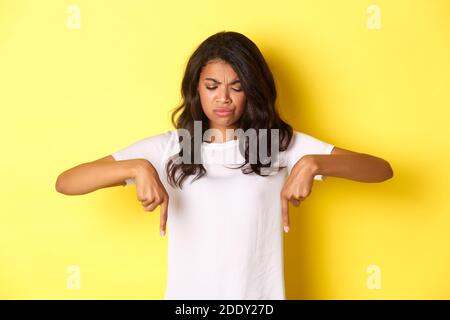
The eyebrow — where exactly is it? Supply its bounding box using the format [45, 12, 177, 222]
[204, 77, 241, 85]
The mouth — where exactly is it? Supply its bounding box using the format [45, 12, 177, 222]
[214, 108, 234, 117]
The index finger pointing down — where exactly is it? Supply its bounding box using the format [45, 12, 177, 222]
[160, 197, 168, 237]
[281, 197, 290, 233]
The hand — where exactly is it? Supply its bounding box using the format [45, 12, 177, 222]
[133, 160, 169, 237]
[280, 155, 318, 233]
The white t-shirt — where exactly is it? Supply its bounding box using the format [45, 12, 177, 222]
[111, 129, 334, 300]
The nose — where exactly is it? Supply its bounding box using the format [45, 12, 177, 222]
[217, 86, 231, 104]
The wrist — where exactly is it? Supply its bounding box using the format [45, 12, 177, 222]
[294, 155, 320, 177]
[130, 159, 156, 178]
[309, 155, 321, 176]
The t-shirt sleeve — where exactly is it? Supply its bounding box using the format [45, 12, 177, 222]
[284, 131, 335, 181]
[111, 130, 175, 186]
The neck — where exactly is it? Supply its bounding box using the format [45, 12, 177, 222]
[205, 126, 238, 143]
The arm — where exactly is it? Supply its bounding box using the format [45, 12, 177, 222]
[302, 146, 394, 183]
[55, 155, 153, 195]
[281, 146, 393, 233]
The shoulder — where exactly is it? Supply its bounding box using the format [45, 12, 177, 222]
[147, 129, 176, 142]
[286, 131, 317, 149]
[115, 130, 179, 157]
[284, 130, 334, 155]
[131, 129, 177, 147]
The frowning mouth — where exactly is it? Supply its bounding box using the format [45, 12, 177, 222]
[214, 108, 233, 117]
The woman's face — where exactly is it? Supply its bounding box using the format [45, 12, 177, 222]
[197, 59, 246, 139]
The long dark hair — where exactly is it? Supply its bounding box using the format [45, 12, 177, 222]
[166, 31, 293, 189]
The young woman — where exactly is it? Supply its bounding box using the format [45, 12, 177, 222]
[55, 31, 393, 300]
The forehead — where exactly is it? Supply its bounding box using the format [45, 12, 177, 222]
[200, 59, 238, 78]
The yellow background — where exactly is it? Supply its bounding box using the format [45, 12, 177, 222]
[1, 0, 449, 299]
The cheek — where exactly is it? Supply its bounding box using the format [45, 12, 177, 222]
[235, 94, 246, 113]
[199, 90, 213, 107]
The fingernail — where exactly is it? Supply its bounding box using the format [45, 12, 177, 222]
[284, 226, 290, 233]
[160, 229, 165, 237]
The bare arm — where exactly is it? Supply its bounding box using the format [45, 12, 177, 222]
[305, 146, 393, 183]
[281, 146, 393, 232]
[55, 155, 151, 195]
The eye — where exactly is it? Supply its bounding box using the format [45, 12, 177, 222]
[206, 86, 243, 92]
